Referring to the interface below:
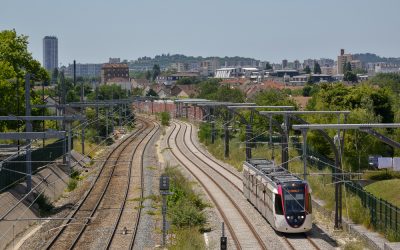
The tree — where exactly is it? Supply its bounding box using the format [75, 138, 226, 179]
[132, 87, 144, 96]
[343, 62, 352, 74]
[145, 70, 152, 80]
[265, 62, 272, 70]
[197, 79, 221, 99]
[176, 77, 200, 85]
[152, 64, 161, 81]
[344, 71, 357, 83]
[303, 85, 312, 97]
[307, 75, 314, 84]
[87, 84, 128, 100]
[146, 89, 158, 97]
[214, 86, 245, 103]
[0, 30, 49, 132]
[51, 68, 58, 85]
[304, 66, 311, 74]
[313, 62, 321, 74]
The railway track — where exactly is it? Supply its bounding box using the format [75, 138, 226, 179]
[280, 233, 321, 250]
[167, 121, 268, 249]
[45, 118, 159, 250]
[178, 120, 323, 250]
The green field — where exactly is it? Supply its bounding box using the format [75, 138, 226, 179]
[365, 179, 400, 207]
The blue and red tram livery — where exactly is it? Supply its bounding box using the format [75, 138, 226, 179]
[243, 158, 312, 233]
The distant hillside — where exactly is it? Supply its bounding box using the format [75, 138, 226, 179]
[128, 54, 260, 70]
[353, 53, 400, 64]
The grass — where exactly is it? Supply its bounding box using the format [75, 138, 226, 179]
[343, 240, 365, 250]
[365, 179, 400, 206]
[73, 138, 103, 159]
[67, 179, 78, 192]
[164, 165, 208, 249]
[169, 227, 205, 250]
[67, 170, 81, 192]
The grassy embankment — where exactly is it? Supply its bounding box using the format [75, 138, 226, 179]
[365, 179, 400, 207]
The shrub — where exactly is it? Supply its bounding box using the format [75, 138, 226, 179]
[160, 112, 171, 126]
[165, 166, 208, 228]
[67, 179, 78, 191]
[35, 194, 54, 216]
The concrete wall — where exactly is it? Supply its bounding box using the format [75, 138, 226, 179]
[0, 163, 69, 249]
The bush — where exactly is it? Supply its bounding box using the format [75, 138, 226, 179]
[35, 194, 54, 216]
[67, 179, 78, 191]
[198, 123, 211, 144]
[160, 112, 171, 126]
[165, 166, 208, 228]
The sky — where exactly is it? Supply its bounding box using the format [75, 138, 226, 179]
[1, 0, 400, 65]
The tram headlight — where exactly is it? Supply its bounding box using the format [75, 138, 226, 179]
[300, 215, 304, 219]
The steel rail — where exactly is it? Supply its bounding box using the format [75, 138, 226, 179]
[180, 122, 267, 250]
[105, 120, 155, 248]
[45, 118, 148, 249]
[182, 120, 322, 250]
[169, 122, 267, 249]
[70, 118, 154, 249]
[128, 119, 160, 249]
[166, 122, 241, 249]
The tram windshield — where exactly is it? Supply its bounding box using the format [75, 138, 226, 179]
[283, 184, 305, 214]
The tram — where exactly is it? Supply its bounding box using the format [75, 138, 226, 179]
[243, 158, 312, 233]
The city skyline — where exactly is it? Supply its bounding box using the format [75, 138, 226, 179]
[1, 0, 399, 64]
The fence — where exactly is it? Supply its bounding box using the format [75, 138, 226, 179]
[291, 136, 400, 239]
[0, 138, 71, 191]
[345, 180, 400, 239]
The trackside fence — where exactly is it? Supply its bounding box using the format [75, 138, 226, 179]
[0, 138, 71, 191]
[291, 136, 400, 240]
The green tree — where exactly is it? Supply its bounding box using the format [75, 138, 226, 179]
[253, 89, 297, 107]
[265, 62, 272, 70]
[132, 87, 144, 96]
[304, 66, 311, 74]
[344, 71, 358, 83]
[51, 68, 58, 85]
[303, 85, 312, 97]
[344, 108, 390, 172]
[369, 73, 400, 94]
[0, 30, 49, 132]
[214, 86, 245, 103]
[196, 79, 221, 99]
[87, 84, 128, 100]
[146, 88, 158, 97]
[313, 62, 321, 74]
[145, 70, 152, 80]
[176, 77, 200, 85]
[152, 64, 161, 81]
[343, 61, 352, 74]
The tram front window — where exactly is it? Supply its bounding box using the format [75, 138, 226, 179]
[283, 185, 305, 214]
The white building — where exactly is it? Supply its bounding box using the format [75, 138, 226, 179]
[375, 63, 400, 74]
[215, 68, 239, 78]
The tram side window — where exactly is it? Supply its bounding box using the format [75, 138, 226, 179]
[274, 194, 283, 215]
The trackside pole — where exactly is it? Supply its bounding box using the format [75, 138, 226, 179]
[221, 222, 227, 250]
